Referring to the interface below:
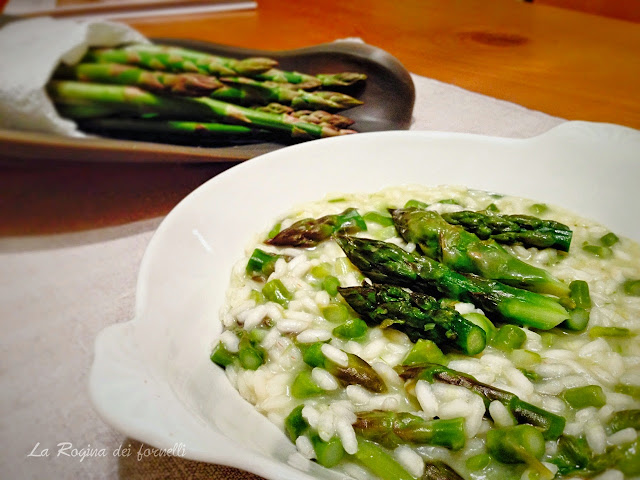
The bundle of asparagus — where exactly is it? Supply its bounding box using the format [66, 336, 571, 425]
[46, 44, 368, 145]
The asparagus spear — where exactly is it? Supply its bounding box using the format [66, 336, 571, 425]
[219, 76, 363, 110]
[396, 363, 566, 440]
[334, 235, 570, 330]
[74, 118, 271, 144]
[255, 69, 367, 89]
[338, 283, 487, 355]
[48, 81, 355, 140]
[254, 103, 355, 128]
[316, 72, 368, 87]
[266, 208, 366, 247]
[353, 410, 466, 450]
[440, 210, 573, 252]
[253, 68, 323, 89]
[391, 208, 569, 297]
[84, 44, 277, 76]
[54, 62, 223, 96]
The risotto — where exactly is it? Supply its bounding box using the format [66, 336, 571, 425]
[211, 185, 640, 480]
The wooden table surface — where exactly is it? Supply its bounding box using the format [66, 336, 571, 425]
[2, 0, 639, 235]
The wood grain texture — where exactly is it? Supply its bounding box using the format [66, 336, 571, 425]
[127, 0, 640, 129]
[2, 0, 639, 236]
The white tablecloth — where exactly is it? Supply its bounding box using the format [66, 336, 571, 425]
[0, 73, 563, 479]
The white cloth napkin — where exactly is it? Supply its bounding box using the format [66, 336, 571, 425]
[0, 16, 147, 136]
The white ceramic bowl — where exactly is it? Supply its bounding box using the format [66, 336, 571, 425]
[89, 122, 640, 480]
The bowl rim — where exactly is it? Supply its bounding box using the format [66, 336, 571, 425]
[89, 122, 640, 479]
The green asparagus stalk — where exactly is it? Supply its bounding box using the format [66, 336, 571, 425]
[486, 425, 554, 479]
[606, 409, 640, 434]
[316, 72, 368, 87]
[254, 103, 355, 128]
[266, 208, 367, 247]
[549, 435, 590, 476]
[554, 436, 640, 477]
[352, 438, 416, 480]
[84, 44, 277, 76]
[246, 248, 282, 280]
[300, 342, 386, 393]
[391, 208, 569, 297]
[255, 69, 367, 89]
[48, 81, 355, 140]
[74, 118, 272, 143]
[397, 363, 566, 440]
[253, 68, 323, 89]
[54, 62, 223, 96]
[219, 76, 363, 110]
[338, 283, 487, 355]
[353, 410, 466, 450]
[325, 349, 387, 393]
[440, 210, 573, 252]
[334, 235, 570, 330]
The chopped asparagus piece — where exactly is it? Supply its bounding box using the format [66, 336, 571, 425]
[351, 438, 415, 480]
[491, 324, 527, 352]
[353, 411, 466, 450]
[589, 326, 632, 338]
[246, 248, 280, 279]
[562, 385, 607, 409]
[486, 424, 546, 464]
[606, 409, 640, 434]
[397, 363, 565, 440]
[422, 461, 465, 480]
[402, 339, 447, 366]
[262, 278, 292, 306]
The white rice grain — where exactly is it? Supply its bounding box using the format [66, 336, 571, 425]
[260, 328, 281, 350]
[317, 408, 336, 441]
[302, 405, 320, 428]
[321, 344, 348, 367]
[415, 381, 438, 418]
[585, 421, 607, 455]
[341, 462, 371, 480]
[346, 385, 371, 405]
[336, 418, 358, 455]
[360, 338, 386, 361]
[314, 290, 331, 307]
[219, 331, 240, 353]
[297, 329, 332, 344]
[489, 400, 515, 427]
[592, 470, 624, 480]
[312, 368, 339, 391]
[372, 361, 403, 387]
[276, 319, 310, 334]
[394, 445, 425, 478]
[295, 435, 316, 459]
[607, 427, 637, 446]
